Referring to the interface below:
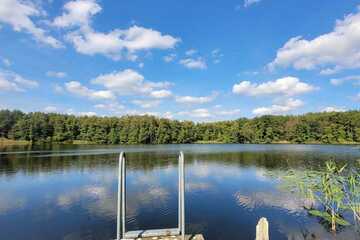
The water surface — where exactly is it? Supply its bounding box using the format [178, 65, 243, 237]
[1, 144, 360, 240]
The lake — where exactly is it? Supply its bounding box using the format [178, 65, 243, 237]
[0, 144, 360, 240]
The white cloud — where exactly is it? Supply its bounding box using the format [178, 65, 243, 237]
[217, 109, 241, 116]
[66, 25, 180, 60]
[124, 110, 159, 117]
[269, 6, 360, 73]
[322, 106, 346, 112]
[94, 102, 125, 112]
[185, 49, 197, 56]
[52, 0, 101, 28]
[163, 53, 176, 62]
[330, 75, 360, 86]
[319, 67, 341, 75]
[0, 0, 62, 48]
[353, 93, 360, 102]
[132, 99, 160, 108]
[175, 93, 217, 105]
[65, 81, 115, 100]
[244, 0, 262, 8]
[178, 108, 211, 118]
[44, 106, 58, 113]
[51, 0, 180, 59]
[149, 89, 172, 98]
[53, 84, 64, 93]
[65, 27, 126, 60]
[233, 77, 316, 96]
[46, 71, 67, 78]
[252, 98, 304, 115]
[177, 107, 241, 119]
[0, 70, 38, 91]
[66, 108, 98, 116]
[91, 69, 172, 96]
[211, 48, 223, 64]
[92, 69, 145, 94]
[146, 81, 173, 89]
[79, 111, 97, 116]
[179, 57, 207, 70]
[120, 25, 180, 51]
[2, 58, 11, 67]
[162, 111, 173, 119]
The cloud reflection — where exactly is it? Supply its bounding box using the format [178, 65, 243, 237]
[234, 190, 313, 213]
[0, 193, 26, 215]
[186, 182, 213, 192]
[57, 186, 107, 208]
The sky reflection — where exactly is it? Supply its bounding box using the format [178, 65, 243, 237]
[0, 144, 360, 240]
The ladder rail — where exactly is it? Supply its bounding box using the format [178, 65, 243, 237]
[116, 151, 185, 240]
[116, 152, 125, 240]
[121, 152, 126, 238]
[178, 152, 181, 234]
[179, 151, 185, 240]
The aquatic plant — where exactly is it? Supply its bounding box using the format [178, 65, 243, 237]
[342, 162, 360, 227]
[277, 160, 360, 233]
[307, 161, 349, 232]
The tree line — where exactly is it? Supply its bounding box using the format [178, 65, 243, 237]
[0, 109, 360, 144]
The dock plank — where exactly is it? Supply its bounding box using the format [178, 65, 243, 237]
[122, 234, 204, 240]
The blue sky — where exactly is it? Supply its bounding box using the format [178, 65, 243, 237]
[0, 0, 359, 121]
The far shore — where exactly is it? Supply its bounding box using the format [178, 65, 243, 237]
[0, 138, 31, 146]
[1, 138, 359, 147]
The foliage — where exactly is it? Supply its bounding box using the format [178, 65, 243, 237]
[278, 160, 360, 233]
[308, 209, 350, 227]
[310, 161, 349, 232]
[343, 161, 360, 226]
[0, 110, 360, 144]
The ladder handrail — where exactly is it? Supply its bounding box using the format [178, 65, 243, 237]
[117, 152, 125, 240]
[179, 151, 185, 240]
[116, 151, 185, 240]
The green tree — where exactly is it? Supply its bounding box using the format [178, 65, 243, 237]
[1, 109, 360, 145]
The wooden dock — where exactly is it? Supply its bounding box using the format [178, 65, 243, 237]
[136, 234, 205, 240]
[256, 218, 269, 240]
[124, 217, 268, 240]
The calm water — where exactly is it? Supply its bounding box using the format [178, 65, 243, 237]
[0, 144, 360, 240]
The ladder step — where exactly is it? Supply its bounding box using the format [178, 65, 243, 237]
[122, 234, 205, 240]
[125, 228, 180, 238]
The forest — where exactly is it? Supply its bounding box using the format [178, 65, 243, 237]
[0, 109, 360, 144]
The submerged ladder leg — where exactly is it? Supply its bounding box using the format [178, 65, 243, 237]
[117, 152, 126, 240]
[179, 151, 185, 240]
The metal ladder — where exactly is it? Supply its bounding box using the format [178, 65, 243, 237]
[116, 152, 185, 240]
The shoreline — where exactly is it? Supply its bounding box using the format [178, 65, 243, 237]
[1, 138, 359, 147]
[0, 138, 31, 146]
